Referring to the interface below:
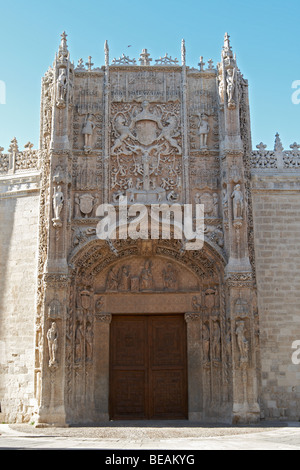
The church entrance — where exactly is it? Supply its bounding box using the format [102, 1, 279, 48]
[109, 314, 188, 420]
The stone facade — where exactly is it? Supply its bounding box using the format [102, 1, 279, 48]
[0, 32, 299, 425]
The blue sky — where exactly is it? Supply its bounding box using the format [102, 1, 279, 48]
[0, 0, 299, 151]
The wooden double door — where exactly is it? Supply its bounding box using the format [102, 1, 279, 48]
[109, 314, 188, 420]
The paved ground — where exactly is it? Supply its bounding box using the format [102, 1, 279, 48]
[1, 421, 300, 450]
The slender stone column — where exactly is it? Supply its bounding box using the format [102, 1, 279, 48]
[94, 313, 112, 421]
[185, 312, 202, 420]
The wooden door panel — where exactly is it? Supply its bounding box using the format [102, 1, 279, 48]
[151, 370, 187, 419]
[111, 317, 147, 367]
[111, 370, 146, 419]
[150, 316, 185, 367]
[110, 314, 187, 420]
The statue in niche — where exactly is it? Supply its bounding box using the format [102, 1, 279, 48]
[199, 114, 209, 149]
[139, 260, 154, 291]
[235, 320, 249, 364]
[231, 184, 244, 220]
[52, 185, 64, 227]
[202, 323, 210, 363]
[56, 68, 67, 107]
[162, 263, 178, 290]
[226, 67, 236, 108]
[82, 114, 96, 150]
[46, 322, 58, 367]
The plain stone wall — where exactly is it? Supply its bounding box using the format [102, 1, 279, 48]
[252, 177, 300, 420]
[0, 192, 40, 422]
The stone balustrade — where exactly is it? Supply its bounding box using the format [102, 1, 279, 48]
[251, 133, 300, 169]
[0, 138, 40, 174]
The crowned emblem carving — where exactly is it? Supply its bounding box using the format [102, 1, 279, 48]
[110, 100, 182, 203]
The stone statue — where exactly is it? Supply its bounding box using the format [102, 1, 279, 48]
[199, 114, 209, 149]
[47, 322, 58, 367]
[235, 320, 249, 364]
[226, 67, 236, 108]
[52, 185, 64, 227]
[56, 68, 67, 107]
[82, 114, 95, 150]
[231, 183, 244, 220]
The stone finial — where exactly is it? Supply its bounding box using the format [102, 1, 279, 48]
[86, 56, 94, 71]
[198, 56, 205, 71]
[139, 49, 152, 66]
[8, 137, 19, 154]
[104, 40, 109, 66]
[222, 32, 233, 61]
[24, 141, 34, 151]
[181, 39, 186, 66]
[57, 31, 69, 62]
[274, 132, 283, 152]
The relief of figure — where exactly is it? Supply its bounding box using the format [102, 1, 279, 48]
[199, 114, 209, 149]
[82, 114, 95, 150]
[56, 68, 67, 107]
[47, 322, 58, 367]
[118, 265, 131, 291]
[139, 260, 154, 291]
[162, 263, 178, 290]
[106, 266, 120, 291]
[235, 320, 249, 364]
[202, 323, 210, 363]
[52, 185, 64, 227]
[231, 183, 244, 220]
[111, 114, 134, 154]
[159, 115, 181, 153]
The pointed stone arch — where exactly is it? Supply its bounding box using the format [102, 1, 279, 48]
[63, 237, 232, 423]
